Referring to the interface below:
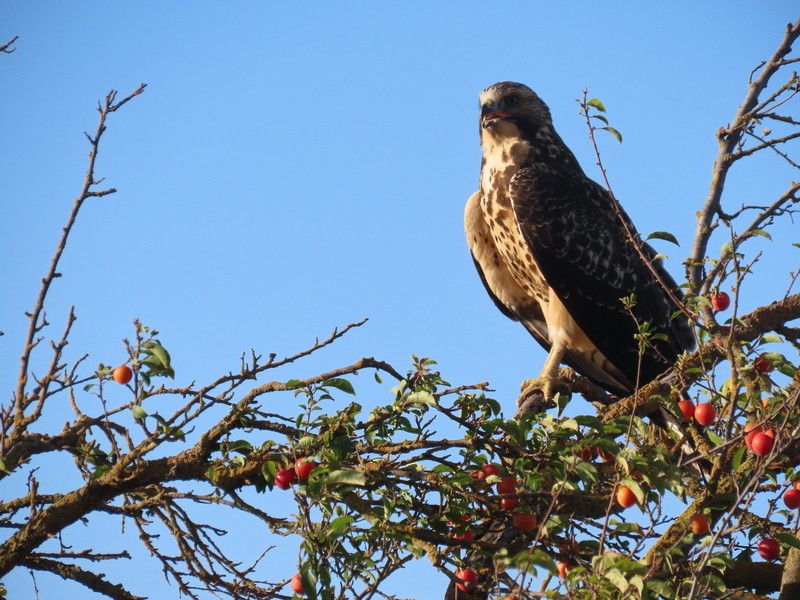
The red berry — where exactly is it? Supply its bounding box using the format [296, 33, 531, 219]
[744, 424, 761, 449]
[482, 464, 501, 477]
[754, 354, 774, 374]
[711, 291, 731, 311]
[757, 538, 780, 561]
[495, 476, 517, 495]
[113, 365, 133, 384]
[274, 468, 296, 490]
[596, 447, 615, 461]
[294, 459, 318, 482]
[290, 573, 305, 595]
[512, 511, 538, 532]
[501, 497, 520, 510]
[677, 399, 696, 422]
[472, 464, 500, 481]
[455, 568, 478, 592]
[694, 402, 717, 426]
[784, 488, 800, 510]
[751, 431, 775, 456]
[451, 529, 474, 542]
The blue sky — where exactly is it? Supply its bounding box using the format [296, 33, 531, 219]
[1, 3, 798, 599]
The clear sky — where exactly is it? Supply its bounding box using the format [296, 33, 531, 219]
[1, 3, 798, 599]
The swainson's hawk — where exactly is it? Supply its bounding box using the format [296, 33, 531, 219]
[465, 82, 694, 402]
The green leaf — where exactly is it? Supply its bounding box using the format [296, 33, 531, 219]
[775, 532, 800, 550]
[327, 515, 355, 539]
[140, 341, 174, 378]
[778, 361, 798, 377]
[610, 521, 643, 534]
[646, 231, 680, 246]
[330, 435, 356, 458]
[300, 568, 317, 600]
[573, 461, 600, 486]
[759, 333, 783, 344]
[326, 469, 366, 487]
[297, 435, 317, 449]
[707, 554, 734, 571]
[706, 429, 724, 447]
[225, 440, 253, 455]
[131, 405, 147, 419]
[746, 228, 772, 241]
[604, 568, 630, 592]
[285, 379, 304, 390]
[602, 126, 623, 143]
[261, 461, 278, 479]
[575, 415, 603, 429]
[732, 446, 746, 473]
[91, 465, 111, 480]
[406, 391, 436, 406]
[323, 377, 355, 395]
[588, 98, 607, 112]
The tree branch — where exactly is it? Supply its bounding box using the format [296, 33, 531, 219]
[689, 19, 800, 293]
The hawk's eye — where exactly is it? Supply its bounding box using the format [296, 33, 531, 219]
[505, 95, 520, 108]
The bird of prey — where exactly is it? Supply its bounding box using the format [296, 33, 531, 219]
[465, 82, 694, 403]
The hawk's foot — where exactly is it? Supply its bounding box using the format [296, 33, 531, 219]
[516, 376, 571, 412]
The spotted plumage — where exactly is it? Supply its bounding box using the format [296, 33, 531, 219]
[466, 82, 694, 397]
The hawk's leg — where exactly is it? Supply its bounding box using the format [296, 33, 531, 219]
[517, 338, 572, 409]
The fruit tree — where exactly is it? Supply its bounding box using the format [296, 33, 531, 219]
[2, 20, 800, 600]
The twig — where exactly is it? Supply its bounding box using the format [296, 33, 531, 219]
[9, 85, 147, 456]
[0, 35, 18, 54]
[578, 90, 702, 330]
[689, 19, 800, 293]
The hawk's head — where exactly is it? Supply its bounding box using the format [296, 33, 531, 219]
[478, 81, 553, 140]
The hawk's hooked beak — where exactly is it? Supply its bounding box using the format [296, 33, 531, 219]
[481, 103, 509, 128]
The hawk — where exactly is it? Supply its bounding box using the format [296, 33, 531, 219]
[465, 82, 694, 402]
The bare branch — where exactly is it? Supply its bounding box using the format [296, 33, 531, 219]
[689, 19, 800, 293]
[0, 36, 18, 54]
[8, 85, 147, 462]
[21, 555, 144, 600]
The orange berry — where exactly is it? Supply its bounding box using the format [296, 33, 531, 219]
[677, 399, 695, 422]
[690, 514, 710, 535]
[113, 365, 133, 384]
[290, 573, 304, 595]
[616, 486, 637, 508]
[694, 402, 716, 426]
[556, 561, 571, 578]
[455, 568, 477, 592]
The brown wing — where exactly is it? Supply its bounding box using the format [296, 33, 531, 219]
[465, 191, 635, 395]
[508, 167, 694, 388]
